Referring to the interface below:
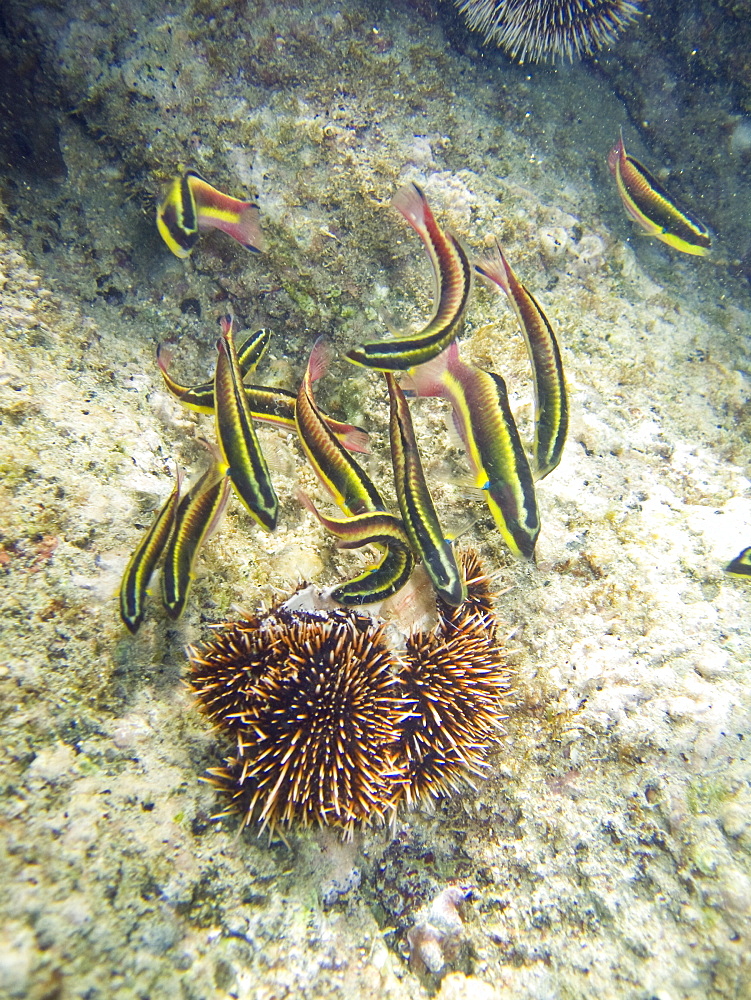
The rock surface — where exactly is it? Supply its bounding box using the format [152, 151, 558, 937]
[1, 2, 750, 998]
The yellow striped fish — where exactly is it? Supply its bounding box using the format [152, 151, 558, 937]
[724, 546, 751, 578]
[157, 335, 370, 454]
[295, 339, 414, 604]
[162, 462, 231, 619]
[119, 469, 182, 634]
[330, 541, 415, 606]
[346, 183, 471, 371]
[157, 326, 271, 412]
[406, 342, 540, 560]
[475, 239, 568, 480]
[385, 372, 466, 606]
[214, 316, 278, 531]
[296, 339, 385, 516]
[156, 169, 263, 259]
[608, 130, 711, 256]
[297, 495, 415, 605]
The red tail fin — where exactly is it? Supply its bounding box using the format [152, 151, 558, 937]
[156, 343, 175, 374]
[474, 239, 511, 295]
[607, 128, 625, 177]
[391, 181, 430, 234]
[307, 337, 333, 384]
[402, 342, 456, 398]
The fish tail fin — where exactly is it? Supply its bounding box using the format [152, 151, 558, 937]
[391, 181, 431, 232]
[172, 463, 184, 496]
[200, 196, 263, 254]
[307, 337, 333, 384]
[196, 436, 228, 473]
[295, 489, 347, 546]
[337, 425, 371, 454]
[295, 487, 318, 518]
[218, 314, 234, 338]
[475, 239, 511, 294]
[607, 129, 625, 176]
[403, 341, 457, 398]
[156, 343, 174, 373]
[190, 173, 263, 252]
[235, 202, 263, 253]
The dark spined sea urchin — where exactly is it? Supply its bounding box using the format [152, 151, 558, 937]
[188, 614, 280, 731]
[190, 607, 409, 837]
[188, 549, 511, 836]
[455, 0, 642, 63]
[395, 610, 511, 806]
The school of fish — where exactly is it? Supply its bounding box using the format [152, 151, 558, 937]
[121, 137, 722, 634]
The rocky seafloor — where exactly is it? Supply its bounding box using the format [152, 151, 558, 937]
[1, 1, 751, 998]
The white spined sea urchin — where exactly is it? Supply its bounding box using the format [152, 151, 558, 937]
[455, 0, 642, 63]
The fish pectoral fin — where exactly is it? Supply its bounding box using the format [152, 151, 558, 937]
[433, 471, 487, 502]
[377, 305, 410, 338]
[444, 517, 479, 543]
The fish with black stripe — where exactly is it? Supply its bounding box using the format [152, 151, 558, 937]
[475, 239, 568, 480]
[296, 339, 385, 516]
[214, 316, 278, 531]
[158, 327, 271, 410]
[608, 130, 711, 257]
[156, 169, 263, 259]
[119, 467, 182, 633]
[298, 494, 415, 606]
[346, 183, 471, 371]
[406, 341, 540, 561]
[162, 460, 232, 619]
[295, 339, 414, 604]
[157, 332, 369, 454]
[724, 546, 751, 579]
[385, 372, 466, 606]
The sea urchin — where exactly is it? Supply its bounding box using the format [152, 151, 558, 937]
[189, 606, 409, 836]
[394, 609, 511, 806]
[455, 0, 642, 63]
[188, 614, 280, 731]
[188, 549, 512, 836]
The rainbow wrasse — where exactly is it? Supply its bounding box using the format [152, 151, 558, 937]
[119, 469, 182, 634]
[156, 169, 263, 259]
[406, 342, 539, 561]
[296, 338, 386, 516]
[346, 183, 471, 371]
[162, 462, 231, 619]
[385, 372, 466, 606]
[608, 131, 711, 256]
[476, 239, 568, 480]
[214, 317, 278, 531]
